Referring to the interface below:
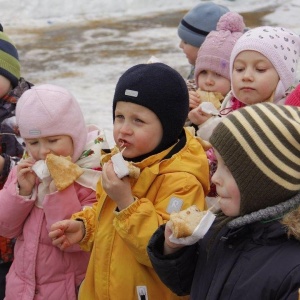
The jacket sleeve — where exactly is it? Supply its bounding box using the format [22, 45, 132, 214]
[44, 182, 97, 252]
[0, 167, 36, 238]
[113, 170, 207, 268]
[147, 224, 197, 296]
[70, 200, 98, 252]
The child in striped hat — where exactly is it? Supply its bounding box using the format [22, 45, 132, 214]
[148, 103, 300, 299]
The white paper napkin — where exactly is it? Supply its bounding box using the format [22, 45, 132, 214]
[169, 210, 216, 245]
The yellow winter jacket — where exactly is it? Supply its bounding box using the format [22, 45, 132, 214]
[73, 129, 210, 300]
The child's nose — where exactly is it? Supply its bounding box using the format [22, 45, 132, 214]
[119, 122, 133, 135]
[39, 144, 51, 159]
[242, 68, 254, 81]
[205, 75, 214, 85]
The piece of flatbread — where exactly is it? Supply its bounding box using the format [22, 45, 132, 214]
[169, 205, 206, 238]
[196, 90, 224, 109]
[45, 154, 84, 191]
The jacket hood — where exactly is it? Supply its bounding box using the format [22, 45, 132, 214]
[135, 128, 210, 195]
[227, 192, 300, 240]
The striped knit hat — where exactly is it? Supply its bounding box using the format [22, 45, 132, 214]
[210, 103, 300, 215]
[0, 28, 20, 88]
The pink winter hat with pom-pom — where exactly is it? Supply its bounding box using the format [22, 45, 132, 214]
[194, 11, 245, 84]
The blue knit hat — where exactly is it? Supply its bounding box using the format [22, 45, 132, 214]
[0, 26, 20, 88]
[113, 63, 189, 159]
[178, 2, 230, 48]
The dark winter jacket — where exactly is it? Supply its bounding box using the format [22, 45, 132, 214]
[0, 78, 32, 264]
[148, 192, 300, 300]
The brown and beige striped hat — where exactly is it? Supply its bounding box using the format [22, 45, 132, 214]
[210, 103, 300, 215]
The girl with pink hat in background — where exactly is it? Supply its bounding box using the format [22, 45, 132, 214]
[187, 11, 246, 132]
[0, 84, 104, 300]
[186, 11, 245, 207]
[196, 24, 300, 142]
[190, 22, 300, 210]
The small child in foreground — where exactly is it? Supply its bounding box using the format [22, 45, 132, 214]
[148, 103, 300, 299]
[49, 63, 210, 300]
[0, 84, 103, 300]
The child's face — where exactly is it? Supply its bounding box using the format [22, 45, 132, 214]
[0, 75, 12, 98]
[232, 50, 279, 105]
[113, 101, 163, 159]
[179, 40, 199, 66]
[197, 70, 231, 96]
[212, 150, 241, 217]
[25, 135, 74, 161]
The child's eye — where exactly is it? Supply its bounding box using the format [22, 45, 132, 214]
[49, 139, 58, 143]
[28, 141, 38, 146]
[199, 70, 207, 75]
[134, 118, 144, 124]
[234, 67, 244, 72]
[256, 68, 266, 73]
[115, 114, 124, 120]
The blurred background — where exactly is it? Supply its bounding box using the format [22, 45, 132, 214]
[2, 0, 300, 142]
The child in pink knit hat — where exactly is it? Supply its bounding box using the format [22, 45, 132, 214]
[195, 25, 300, 209]
[226, 26, 300, 110]
[0, 84, 105, 300]
[196, 25, 300, 141]
[187, 11, 245, 131]
[186, 11, 245, 206]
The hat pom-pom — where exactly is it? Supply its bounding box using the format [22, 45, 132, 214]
[216, 12, 245, 33]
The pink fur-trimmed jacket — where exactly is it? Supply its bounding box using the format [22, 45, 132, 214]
[0, 166, 96, 300]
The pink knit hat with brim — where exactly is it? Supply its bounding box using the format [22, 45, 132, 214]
[16, 84, 88, 162]
[194, 11, 245, 85]
[230, 26, 300, 103]
[286, 84, 300, 106]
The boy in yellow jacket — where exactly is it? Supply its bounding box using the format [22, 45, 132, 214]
[49, 63, 210, 300]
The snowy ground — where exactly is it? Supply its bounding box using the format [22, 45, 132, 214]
[2, 0, 300, 142]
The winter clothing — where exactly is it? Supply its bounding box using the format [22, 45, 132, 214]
[230, 26, 300, 104]
[285, 83, 300, 106]
[73, 128, 209, 300]
[0, 78, 33, 183]
[0, 83, 105, 300]
[0, 30, 20, 88]
[0, 171, 94, 300]
[0, 26, 32, 299]
[113, 63, 189, 160]
[0, 125, 103, 300]
[148, 192, 300, 299]
[0, 78, 33, 292]
[178, 2, 229, 48]
[148, 103, 300, 299]
[210, 103, 300, 215]
[16, 84, 88, 162]
[194, 12, 245, 83]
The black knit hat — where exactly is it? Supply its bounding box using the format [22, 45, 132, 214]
[0, 25, 20, 88]
[113, 63, 189, 158]
[210, 103, 300, 215]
